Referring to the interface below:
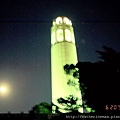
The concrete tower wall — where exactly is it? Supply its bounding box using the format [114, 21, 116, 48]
[51, 42, 78, 99]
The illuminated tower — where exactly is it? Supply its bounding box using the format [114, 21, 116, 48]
[51, 16, 83, 113]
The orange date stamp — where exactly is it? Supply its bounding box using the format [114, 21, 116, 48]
[105, 105, 120, 110]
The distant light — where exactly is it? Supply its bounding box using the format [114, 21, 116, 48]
[63, 17, 72, 25]
[54, 16, 72, 25]
[56, 17, 62, 24]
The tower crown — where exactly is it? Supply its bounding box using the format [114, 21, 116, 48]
[53, 16, 72, 26]
[51, 16, 75, 45]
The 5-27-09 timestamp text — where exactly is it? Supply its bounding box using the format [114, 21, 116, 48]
[105, 105, 120, 110]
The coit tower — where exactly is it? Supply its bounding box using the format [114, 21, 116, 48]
[51, 16, 83, 113]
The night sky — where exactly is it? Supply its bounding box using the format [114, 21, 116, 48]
[0, 0, 120, 113]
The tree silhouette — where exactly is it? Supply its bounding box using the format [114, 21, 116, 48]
[76, 46, 120, 113]
[29, 102, 51, 114]
[96, 46, 120, 73]
[96, 46, 120, 97]
[53, 95, 95, 114]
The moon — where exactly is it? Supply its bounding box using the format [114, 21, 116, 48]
[0, 85, 9, 96]
[0, 86, 7, 93]
[0, 84, 11, 97]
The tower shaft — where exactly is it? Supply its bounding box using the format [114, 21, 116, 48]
[51, 17, 83, 113]
[51, 42, 78, 98]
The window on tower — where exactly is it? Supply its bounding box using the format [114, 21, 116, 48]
[72, 33, 75, 44]
[65, 29, 71, 42]
[51, 32, 56, 45]
[57, 29, 63, 42]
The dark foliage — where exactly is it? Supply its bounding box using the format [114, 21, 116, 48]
[29, 102, 52, 114]
[76, 46, 120, 113]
